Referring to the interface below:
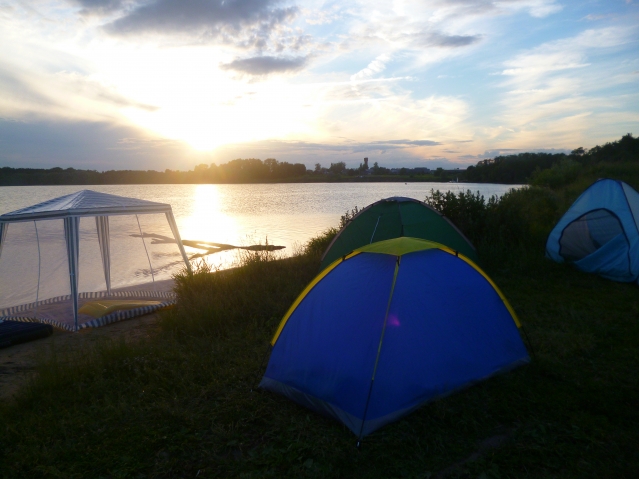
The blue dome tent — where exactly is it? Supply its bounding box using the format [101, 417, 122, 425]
[260, 237, 529, 438]
[546, 179, 639, 283]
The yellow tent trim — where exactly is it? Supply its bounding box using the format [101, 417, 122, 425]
[270, 251, 361, 345]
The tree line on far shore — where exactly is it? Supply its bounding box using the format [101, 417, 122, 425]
[465, 133, 639, 185]
[0, 158, 308, 186]
[1, 134, 636, 186]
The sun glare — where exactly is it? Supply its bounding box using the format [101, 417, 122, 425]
[89, 42, 316, 151]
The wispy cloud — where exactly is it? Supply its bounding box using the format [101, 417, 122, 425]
[350, 54, 390, 82]
[494, 25, 639, 148]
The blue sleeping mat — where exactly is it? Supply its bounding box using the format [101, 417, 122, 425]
[0, 320, 53, 349]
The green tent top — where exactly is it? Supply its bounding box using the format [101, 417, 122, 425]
[320, 197, 478, 270]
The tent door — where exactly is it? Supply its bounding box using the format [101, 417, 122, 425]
[559, 208, 627, 262]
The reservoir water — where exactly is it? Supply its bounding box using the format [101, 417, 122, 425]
[0, 182, 522, 273]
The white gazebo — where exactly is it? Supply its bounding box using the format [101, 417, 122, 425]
[0, 190, 191, 331]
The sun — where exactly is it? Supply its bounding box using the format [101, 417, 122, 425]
[99, 44, 316, 151]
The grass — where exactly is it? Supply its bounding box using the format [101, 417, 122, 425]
[1, 197, 639, 478]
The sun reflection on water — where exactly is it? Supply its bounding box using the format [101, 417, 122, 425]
[180, 185, 236, 242]
[178, 185, 245, 268]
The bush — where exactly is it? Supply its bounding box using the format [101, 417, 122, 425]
[425, 187, 562, 272]
[339, 206, 360, 228]
[531, 158, 582, 188]
[424, 189, 493, 245]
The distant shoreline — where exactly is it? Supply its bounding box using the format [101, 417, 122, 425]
[0, 176, 523, 187]
[2, 135, 636, 187]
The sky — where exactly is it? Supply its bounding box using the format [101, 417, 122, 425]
[0, 0, 638, 171]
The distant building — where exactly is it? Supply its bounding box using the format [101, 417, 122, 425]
[364, 158, 369, 169]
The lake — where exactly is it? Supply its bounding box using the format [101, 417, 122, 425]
[0, 182, 521, 274]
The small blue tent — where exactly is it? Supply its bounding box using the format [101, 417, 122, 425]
[546, 179, 639, 283]
[260, 237, 529, 438]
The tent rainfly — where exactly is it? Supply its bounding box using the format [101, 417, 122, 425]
[0, 190, 191, 331]
[546, 178, 639, 283]
[261, 237, 529, 439]
[320, 196, 478, 271]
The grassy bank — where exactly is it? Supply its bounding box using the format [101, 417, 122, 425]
[1, 187, 639, 478]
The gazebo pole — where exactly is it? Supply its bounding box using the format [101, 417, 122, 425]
[64, 217, 80, 332]
[0, 222, 7, 261]
[95, 216, 112, 295]
[165, 211, 192, 273]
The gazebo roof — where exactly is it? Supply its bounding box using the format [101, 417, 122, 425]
[0, 190, 171, 222]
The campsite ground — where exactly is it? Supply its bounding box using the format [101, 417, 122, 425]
[0, 313, 160, 401]
[1, 241, 638, 478]
[1, 180, 639, 478]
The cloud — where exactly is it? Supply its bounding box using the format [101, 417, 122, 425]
[215, 137, 443, 158]
[220, 55, 308, 76]
[350, 54, 390, 82]
[55, 71, 159, 111]
[70, 0, 124, 14]
[103, 0, 297, 39]
[411, 0, 562, 21]
[0, 68, 54, 111]
[350, 139, 442, 153]
[303, 4, 344, 25]
[523, 0, 563, 18]
[497, 28, 630, 80]
[95, 0, 313, 67]
[0, 117, 213, 170]
[583, 13, 615, 21]
[0, 58, 158, 121]
[413, 31, 482, 48]
[369, 139, 442, 147]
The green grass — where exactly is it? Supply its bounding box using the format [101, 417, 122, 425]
[1, 208, 639, 478]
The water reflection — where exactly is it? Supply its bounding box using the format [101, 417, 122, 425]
[181, 185, 238, 244]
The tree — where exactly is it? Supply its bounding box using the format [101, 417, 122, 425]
[264, 158, 278, 175]
[571, 147, 586, 156]
[371, 162, 390, 175]
[329, 162, 346, 175]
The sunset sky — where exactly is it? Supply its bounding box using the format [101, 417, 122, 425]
[1, 0, 637, 171]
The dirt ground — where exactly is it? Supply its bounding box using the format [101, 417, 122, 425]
[0, 313, 160, 402]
